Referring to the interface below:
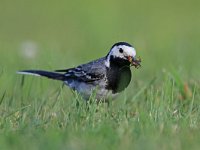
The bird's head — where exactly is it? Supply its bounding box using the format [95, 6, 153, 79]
[105, 42, 141, 68]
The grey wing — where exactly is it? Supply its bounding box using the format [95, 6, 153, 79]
[55, 57, 107, 83]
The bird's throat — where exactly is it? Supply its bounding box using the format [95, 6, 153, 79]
[106, 56, 132, 93]
[109, 55, 130, 67]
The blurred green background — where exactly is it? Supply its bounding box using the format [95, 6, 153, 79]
[0, 0, 200, 150]
[1, 0, 200, 79]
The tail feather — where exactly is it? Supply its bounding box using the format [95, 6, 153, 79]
[17, 70, 66, 81]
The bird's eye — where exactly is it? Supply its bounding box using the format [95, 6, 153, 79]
[119, 48, 123, 53]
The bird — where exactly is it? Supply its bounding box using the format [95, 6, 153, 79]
[18, 42, 141, 101]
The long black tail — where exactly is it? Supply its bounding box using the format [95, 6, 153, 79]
[17, 70, 67, 81]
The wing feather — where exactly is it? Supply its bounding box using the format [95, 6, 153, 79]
[55, 58, 106, 83]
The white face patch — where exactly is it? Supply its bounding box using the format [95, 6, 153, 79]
[105, 45, 136, 67]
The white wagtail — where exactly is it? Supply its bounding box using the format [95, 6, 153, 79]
[18, 42, 141, 101]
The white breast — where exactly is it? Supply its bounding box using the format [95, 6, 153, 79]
[64, 79, 118, 101]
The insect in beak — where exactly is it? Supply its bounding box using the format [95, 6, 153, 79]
[128, 56, 141, 69]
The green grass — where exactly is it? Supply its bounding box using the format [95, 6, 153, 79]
[0, 0, 200, 150]
[0, 72, 200, 150]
